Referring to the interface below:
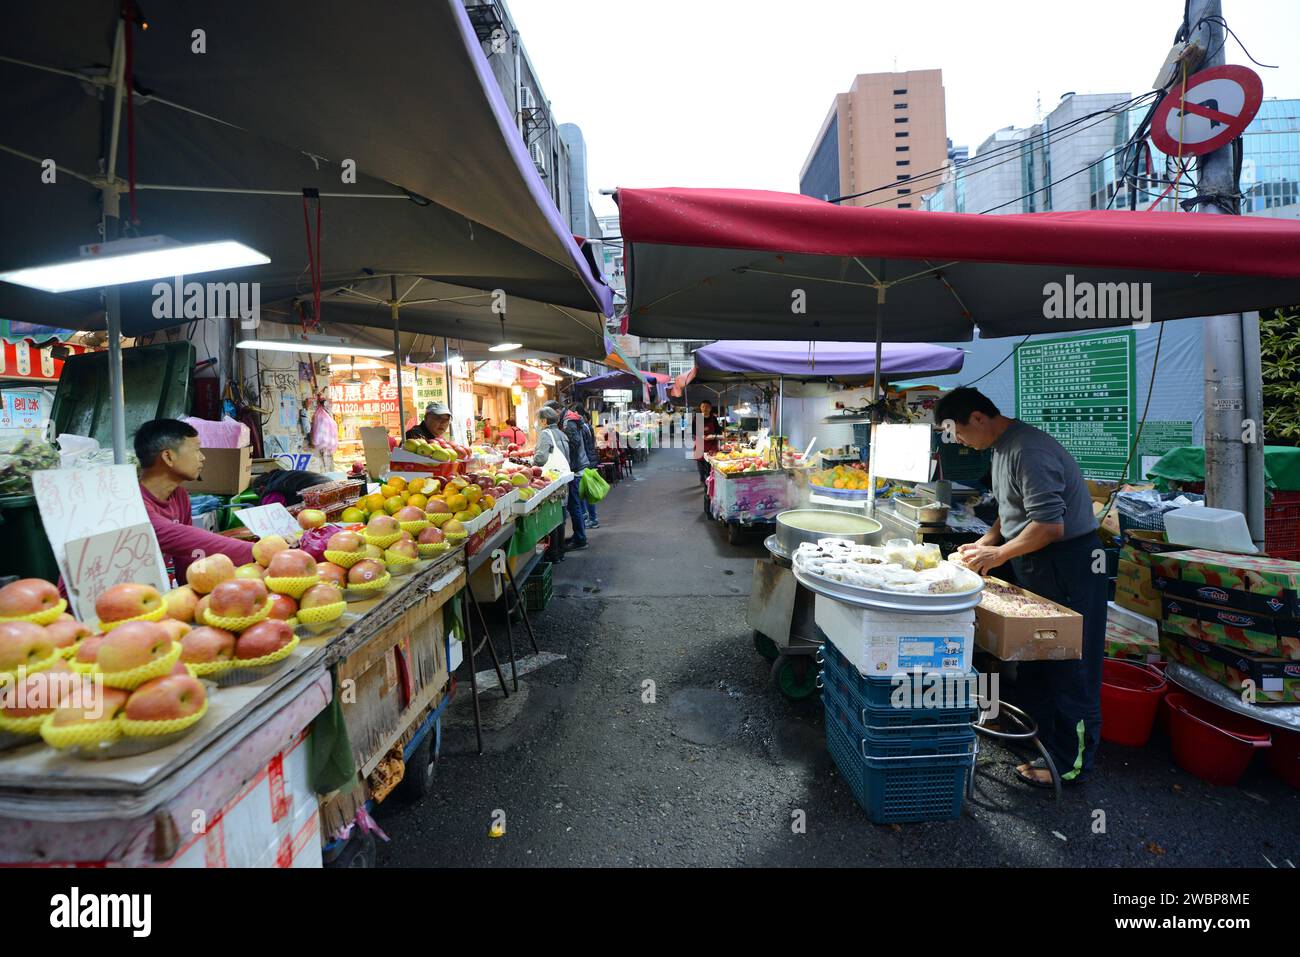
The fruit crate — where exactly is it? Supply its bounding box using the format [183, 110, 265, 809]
[823, 677, 975, 759]
[824, 699, 971, 824]
[523, 562, 553, 612]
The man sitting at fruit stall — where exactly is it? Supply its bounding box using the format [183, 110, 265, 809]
[405, 401, 451, 442]
[135, 419, 255, 583]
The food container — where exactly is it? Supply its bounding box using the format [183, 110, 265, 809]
[891, 495, 950, 525]
[775, 509, 882, 555]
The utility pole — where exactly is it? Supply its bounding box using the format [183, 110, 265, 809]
[1181, 0, 1261, 543]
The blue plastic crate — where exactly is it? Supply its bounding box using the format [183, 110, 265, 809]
[824, 700, 971, 824]
[821, 641, 981, 713]
[823, 678, 974, 759]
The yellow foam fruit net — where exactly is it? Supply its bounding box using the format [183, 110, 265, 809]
[364, 531, 403, 549]
[295, 601, 346, 626]
[230, 634, 299, 669]
[98, 641, 183, 691]
[0, 711, 51, 736]
[444, 531, 468, 544]
[346, 571, 391, 594]
[186, 657, 237, 678]
[203, 595, 275, 633]
[120, 697, 209, 738]
[98, 603, 167, 632]
[399, 519, 430, 534]
[69, 657, 99, 675]
[40, 712, 123, 749]
[426, 512, 453, 528]
[384, 549, 419, 568]
[58, 641, 83, 659]
[0, 648, 64, 687]
[264, 575, 321, 599]
[0, 598, 68, 627]
[323, 549, 367, 568]
[417, 542, 451, 558]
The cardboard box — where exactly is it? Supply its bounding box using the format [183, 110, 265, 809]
[1115, 565, 1162, 618]
[1158, 594, 1300, 659]
[1105, 619, 1160, 661]
[1107, 600, 1159, 643]
[1151, 549, 1300, 616]
[814, 595, 975, 675]
[973, 578, 1082, 661]
[1160, 628, 1300, 704]
[185, 446, 252, 496]
[1087, 479, 1119, 503]
[1122, 529, 1189, 555]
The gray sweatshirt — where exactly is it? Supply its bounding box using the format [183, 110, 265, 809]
[991, 419, 1098, 542]
[533, 425, 569, 467]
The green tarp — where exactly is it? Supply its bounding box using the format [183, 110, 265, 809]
[1146, 445, 1300, 492]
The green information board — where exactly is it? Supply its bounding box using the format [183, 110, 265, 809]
[1015, 330, 1136, 480]
[1137, 420, 1194, 478]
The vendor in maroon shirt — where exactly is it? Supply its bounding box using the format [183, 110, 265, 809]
[135, 419, 255, 583]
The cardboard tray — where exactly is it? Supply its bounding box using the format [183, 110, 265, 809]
[974, 577, 1082, 661]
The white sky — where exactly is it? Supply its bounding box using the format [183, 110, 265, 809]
[505, 0, 1300, 218]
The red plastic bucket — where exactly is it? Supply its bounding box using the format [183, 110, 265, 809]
[1101, 658, 1167, 747]
[1148, 660, 1172, 735]
[1267, 727, 1300, 790]
[1165, 692, 1271, 786]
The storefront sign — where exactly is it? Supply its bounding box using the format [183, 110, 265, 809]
[1, 391, 45, 430]
[0, 339, 88, 381]
[603, 389, 633, 403]
[1015, 331, 1136, 480]
[1137, 420, 1194, 479]
[329, 381, 400, 416]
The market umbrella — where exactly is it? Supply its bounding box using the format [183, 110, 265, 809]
[687, 340, 965, 384]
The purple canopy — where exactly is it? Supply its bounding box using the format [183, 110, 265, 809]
[574, 369, 649, 401]
[689, 340, 964, 384]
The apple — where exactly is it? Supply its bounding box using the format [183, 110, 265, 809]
[208, 579, 270, 619]
[75, 635, 104, 665]
[316, 563, 348, 588]
[268, 594, 299, 621]
[186, 554, 237, 595]
[363, 544, 385, 560]
[417, 527, 445, 545]
[328, 531, 364, 554]
[180, 626, 236, 664]
[0, 578, 61, 618]
[125, 673, 206, 722]
[347, 559, 387, 585]
[398, 530, 414, 542]
[395, 506, 426, 523]
[235, 563, 267, 581]
[530, 467, 542, 478]
[266, 549, 318, 579]
[0, 621, 56, 672]
[387, 540, 419, 561]
[442, 519, 465, 536]
[50, 686, 129, 727]
[235, 620, 294, 660]
[367, 514, 400, 536]
[163, 585, 199, 623]
[169, 661, 191, 677]
[96, 621, 173, 674]
[299, 583, 344, 610]
[45, 616, 92, 650]
[158, 619, 192, 643]
[252, 535, 290, 567]
[426, 499, 450, 515]
[298, 509, 328, 530]
[95, 583, 164, 624]
[0, 660, 72, 718]
[194, 594, 212, 625]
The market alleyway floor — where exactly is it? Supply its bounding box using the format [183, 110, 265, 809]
[375, 450, 1300, 867]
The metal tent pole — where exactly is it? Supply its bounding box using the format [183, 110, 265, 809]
[390, 276, 406, 437]
[103, 21, 128, 464]
[866, 307, 884, 516]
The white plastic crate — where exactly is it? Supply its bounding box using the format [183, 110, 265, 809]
[815, 595, 975, 677]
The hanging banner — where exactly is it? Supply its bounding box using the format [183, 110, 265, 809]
[329, 381, 400, 416]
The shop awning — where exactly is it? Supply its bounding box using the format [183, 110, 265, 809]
[689, 340, 964, 384]
[617, 187, 1300, 341]
[574, 369, 650, 402]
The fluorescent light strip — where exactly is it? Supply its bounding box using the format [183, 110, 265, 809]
[236, 339, 391, 358]
[504, 360, 560, 383]
[1, 241, 270, 293]
[488, 342, 522, 353]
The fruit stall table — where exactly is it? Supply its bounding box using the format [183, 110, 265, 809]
[706, 458, 801, 545]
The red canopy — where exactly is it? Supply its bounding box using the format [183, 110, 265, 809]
[617, 187, 1300, 342]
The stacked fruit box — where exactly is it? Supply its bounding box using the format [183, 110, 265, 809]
[818, 640, 976, 824]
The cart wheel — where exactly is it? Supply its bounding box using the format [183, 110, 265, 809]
[325, 828, 377, 869]
[728, 524, 744, 545]
[396, 726, 439, 801]
[772, 653, 819, 701]
[753, 630, 780, 662]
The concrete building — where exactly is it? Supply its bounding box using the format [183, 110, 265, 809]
[559, 123, 604, 240]
[799, 70, 948, 210]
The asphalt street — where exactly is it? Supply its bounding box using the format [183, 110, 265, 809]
[375, 449, 1300, 867]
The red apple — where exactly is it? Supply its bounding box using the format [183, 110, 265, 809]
[0, 621, 56, 672]
[0, 578, 61, 618]
[235, 562, 266, 581]
[298, 509, 328, 530]
[347, 559, 386, 585]
[180, 626, 236, 664]
[45, 617, 92, 650]
[95, 621, 173, 674]
[75, 634, 104, 665]
[266, 549, 318, 579]
[186, 554, 237, 595]
[194, 594, 212, 625]
[50, 685, 129, 727]
[208, 578, 270, 619]
[328, 531, 364, 553]
[234, 620, 294, 660]
[0, 660, 72, 718]
[158, 618, 192, 643]
[299, 583, 343, 610]
[316, 563, 348, 588]
[95, 583, 164, 624]
[426, 500, 450, 515]
[163, 585, 199, 623]
[530, 467, 542, 478]
[417, 527, 445, 545]
[125, 673, 206, 721]
[268, 594, 299, 621]
[366, 514, 400, 536]
[252, 534, 290, 567]
[395, 506, 426, 523]
[387, 539, 419, 561]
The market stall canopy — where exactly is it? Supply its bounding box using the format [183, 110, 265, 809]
[686, 340, 965, 386]
[0, 0, 611, 354]
[574, 369, 650, 402]
[616, 187, 1300, 342]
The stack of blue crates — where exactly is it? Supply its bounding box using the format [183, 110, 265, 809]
[820, 640, 977, 824]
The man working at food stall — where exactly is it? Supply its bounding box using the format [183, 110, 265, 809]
[135, 419, 255, 582]
[405, 401, 451, 442]
[692, 399, 721, 484]
[936, 387, 1106, 790]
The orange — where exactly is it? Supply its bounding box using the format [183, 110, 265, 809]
[445, 493, 468, 513]
[463, 485, 482, 503]
[408, 493, 429, 510]
[424, 480, 442, 496]
[482, 494, 496, 508]
[387, 476, 408, 492]
[468, 503, 482, 518]
[383, 497, 405, 516]
[406, 478, 426, 495]
[363, 493, 385, 513]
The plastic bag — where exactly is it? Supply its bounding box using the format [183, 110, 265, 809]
[579, 467, 609, 504]
[309, 404, 339, 454]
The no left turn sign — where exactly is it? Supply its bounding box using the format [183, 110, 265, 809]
[1150, 64, 1263, 158]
